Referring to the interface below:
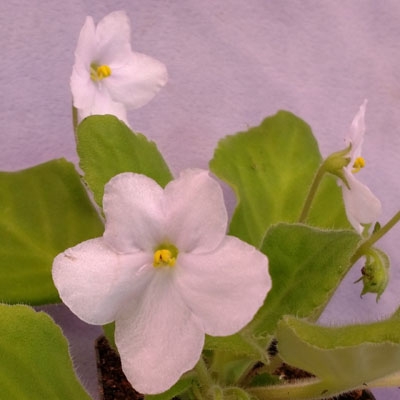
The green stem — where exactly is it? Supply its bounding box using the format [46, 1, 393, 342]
[351, 211, 400, 264]
[298, 163, 326, 223]
[192, 384, 205, 400]
[194, 357, 214, 399]
[72, 105, 78, 143]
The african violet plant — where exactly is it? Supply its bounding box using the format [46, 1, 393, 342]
[1, 10, 400, 400]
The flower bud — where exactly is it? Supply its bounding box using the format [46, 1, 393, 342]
[354, 248, 390, 302]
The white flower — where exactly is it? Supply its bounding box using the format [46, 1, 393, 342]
[52, 169, 270, 394]
[71, 11, 168, 124]
[340, 100, 381, 233]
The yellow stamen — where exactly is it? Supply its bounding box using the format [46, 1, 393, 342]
[90, 63, 112, 81]
[153, 249, 176, 267]
[352, 156, 366, 173]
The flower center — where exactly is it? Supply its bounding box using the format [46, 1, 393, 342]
[90, 63, 112, 81]
[153, 244, 178, 268]
[352, 156, 366, 173]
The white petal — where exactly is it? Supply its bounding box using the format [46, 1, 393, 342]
[175, 236, 270, 336]
[103, 173, 166, 253]
[52, 238, 152, 325]
[71, 69, 96, 110]
[70, 17, 97, 109]
[115, 269, 204, 394]
[342, 171, 382, 233]
[73, 16, 97, 74]
[95, 11, 131, 50]
[77, 86, 129, 124]
[105, 52, 168, 109]
[164, 169, 228, 253]
[97, 42, 132, 68]
[346, 99, 367, 163]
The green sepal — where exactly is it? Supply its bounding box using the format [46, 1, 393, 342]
[0, 159, 104, 305]
[77, 115, 173, 207]
[323, 145, 351, 188]
[0, 304, 91, 399]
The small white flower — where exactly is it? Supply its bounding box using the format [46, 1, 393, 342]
[71, 11, 168, 124]
[340, 100, 381, 233]
[53, 169, 270, 394]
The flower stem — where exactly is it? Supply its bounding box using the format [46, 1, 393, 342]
[298, 163, 326, 223]
[351, 210, 400, 264]
[194, 356, 214, 399]
[192, 384, 205, 400]
[72, 105, 78, 143]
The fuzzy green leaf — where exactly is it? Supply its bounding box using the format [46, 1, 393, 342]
[204, 333, 268, 359]
[209, 111, 350, 247]
[250, 224, 360, 337]
[275, 315, 400, 397]
[0, 304, 91, 399]
[0, 159, 104, 305]
[77, 115, 173, 206]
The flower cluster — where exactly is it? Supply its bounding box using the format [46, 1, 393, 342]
[49, 9, 394, 398]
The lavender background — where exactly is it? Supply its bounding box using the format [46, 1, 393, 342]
[1, 1, 400, 398]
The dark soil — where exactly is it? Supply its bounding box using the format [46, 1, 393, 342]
[96, 336, 376, 400]
[96, 336, 143, 400]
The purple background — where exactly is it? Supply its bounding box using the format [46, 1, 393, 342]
[1, 1, 400, 398]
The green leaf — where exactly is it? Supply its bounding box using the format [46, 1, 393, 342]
[275, 315, 400, 397]
[0, 159, 104, 305]
[0, 304, 91, 399]
[77, 115, 173, 206]
[250, 223, 360, 337]
[204, 333, 268, 359]
[209, 111, 349, 247]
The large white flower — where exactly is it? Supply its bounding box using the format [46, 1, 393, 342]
[340, 100, 381, 233]
[52, 169, 270, 394]
[71, 11, 168, 124]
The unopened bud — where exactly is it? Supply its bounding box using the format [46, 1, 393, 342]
[354, 248, 390, 302]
